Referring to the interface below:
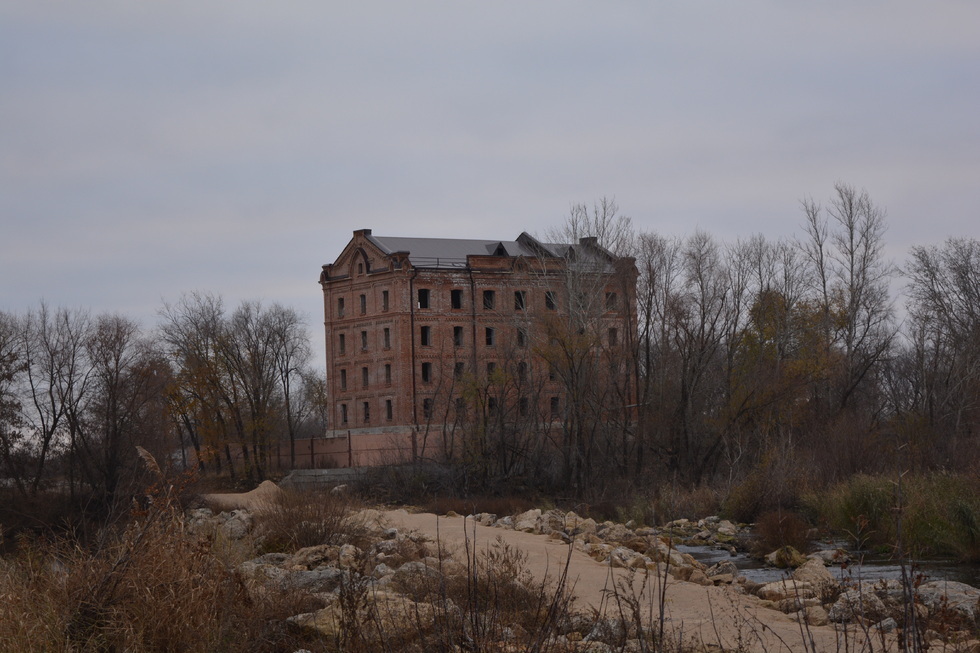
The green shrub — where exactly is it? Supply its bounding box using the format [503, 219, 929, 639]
[805, 472, 980, 560]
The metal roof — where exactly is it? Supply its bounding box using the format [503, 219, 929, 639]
[362, 232, 617, 271]
[367, 234, 552, 268]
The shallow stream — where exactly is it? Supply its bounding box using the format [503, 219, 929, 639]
[676, 542, 980, 588]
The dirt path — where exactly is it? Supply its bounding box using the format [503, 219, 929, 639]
[201, 488, 886, 652]
[382, 510, 888, 653]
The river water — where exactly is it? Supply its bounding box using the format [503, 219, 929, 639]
[676, 543, 980, 588]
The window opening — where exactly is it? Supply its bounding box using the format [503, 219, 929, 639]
[514, 290, 526, 310]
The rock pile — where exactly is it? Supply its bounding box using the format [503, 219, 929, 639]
[189, 502, 980, 650]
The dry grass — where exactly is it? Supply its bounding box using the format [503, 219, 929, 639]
[251, 487, 370, 554]
[753, 509, 812, 554]
[0, 478, 328, 653]
[387, 532, 577, 652]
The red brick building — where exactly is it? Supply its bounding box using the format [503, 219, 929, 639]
[317, 229, 636, 467]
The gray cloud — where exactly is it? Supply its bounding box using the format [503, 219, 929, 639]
[2, 1, 979, 365]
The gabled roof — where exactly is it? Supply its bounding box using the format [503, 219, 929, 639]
[337, 229, 620, 273]
[365, 232, 560, 269]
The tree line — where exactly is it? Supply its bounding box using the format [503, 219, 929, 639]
[0, 293, 326, 508]
[417, 186, 980, 505]
[2, 183, 978, 510]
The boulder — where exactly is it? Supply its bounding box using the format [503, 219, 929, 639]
[874, 617, 898, 634]
[795, 605, 830, 627]
[568, 517, 598, 536]
[716, 520, 737, 536]
[829, 589, 889, 623]
[288, 544, 340, 570]
[791, 558, 837, 595]
[281, 567, 346, 592]
[289, 591, 435, 642]
[765, 546, 807, 569]
[542, 509, 567, 533]
[917, 580, 980, 625]
[472, 512, 497, 526]
[598, 523, 634, 543]
[706, 560, 739, 579]
[756, 579, 816, 602]
[513, 509, 543, 533]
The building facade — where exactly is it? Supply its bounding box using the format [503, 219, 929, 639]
[317, 228, 636, 467]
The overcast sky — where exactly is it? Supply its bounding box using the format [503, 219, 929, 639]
[2, 2, 978, 367]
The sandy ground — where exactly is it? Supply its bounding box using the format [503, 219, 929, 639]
[202, 488, 889, 652]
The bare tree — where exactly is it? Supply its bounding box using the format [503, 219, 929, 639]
[74, 314, 170, 505]
[539, 198, 638, 494]
[159, 292, 237, 476]
[160, 294, 315, 479]
[903, 237, 980, 462]
[799, 183, 896, 412]
[18, 304, 92, 495]
[267, 305, 312, 467]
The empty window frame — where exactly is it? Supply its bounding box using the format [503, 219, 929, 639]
[359, 294, 367, 314]
[360, 330, 368, 350]
[339, 368, 347, 390]
[545, 291, 557, 310]
[486, 362, 497, 376]
[363, 401, 370, 423]
[605, 292, 618, 311]
[608, 328, 618, 346]
[337, 297, 345, 318]
[518, 361, 528, 381]
[382, 290, 390, 311]
[517, 327, 527, 348]
[422, 398, 433, 419]
[361, 366, 369, 388]
[519, 397, 529, 417]
[550, 396, 560, 417]
[451, 289, 463, 309]
[383, 327, 391, 349]
[385, 399, 393, 421]
[384, 363, 392, 385]
[453, 325, 463, 347]
[420, 325, 432, 346]
[485, 327, 495, 346]
[340, 403, 348, 425]
[417, 288, 430, 309]
[454, 362, 465, 379]
[421, 362, 432, 383]
[514, 290, 526, 310]
[483, 290, 495, 310]
[339, 333, 346, 354]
